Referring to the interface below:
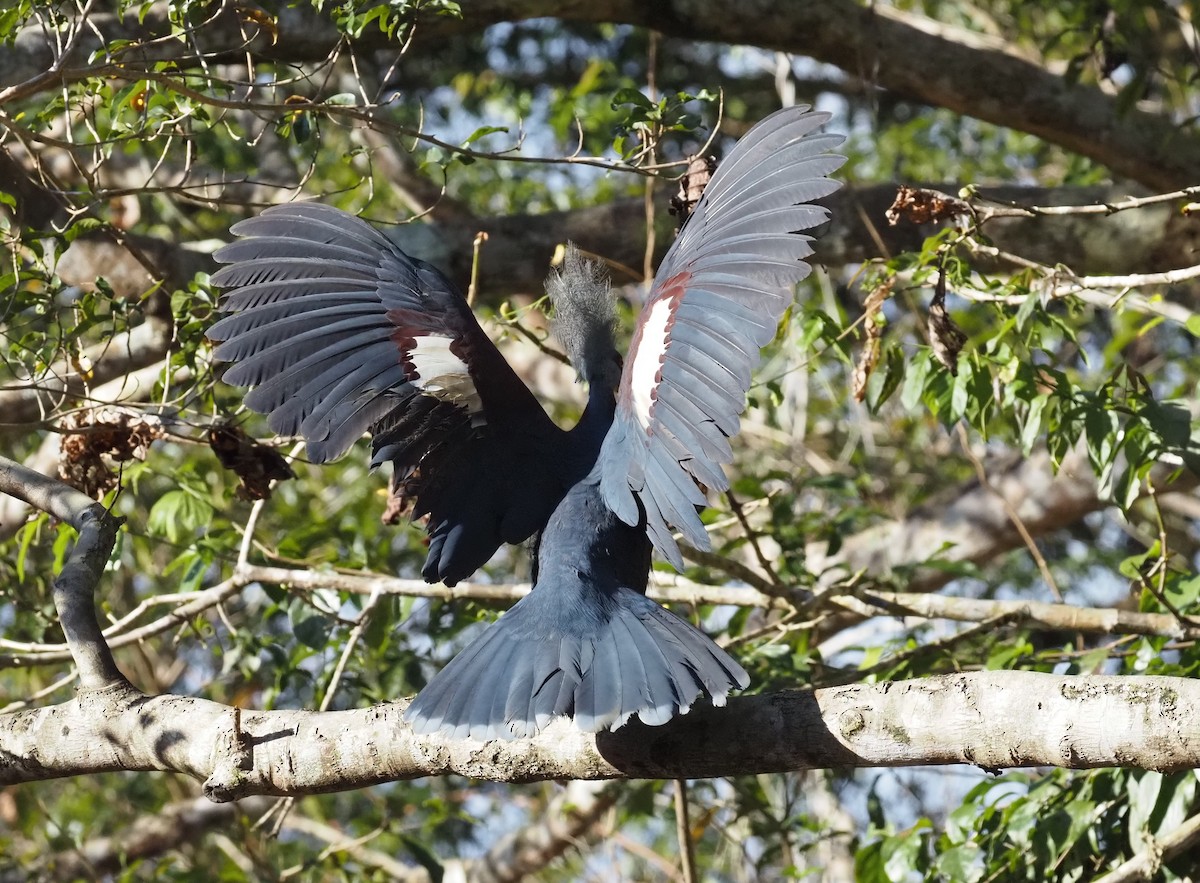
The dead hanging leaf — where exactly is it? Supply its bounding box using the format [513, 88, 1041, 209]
[929, 268, 967, 374]
[852, 278, 894, 402]
[886, 186, 971, 226]
[669, 154, 716, 232]
[60, 408, 165, 499]
[208, 424, 294, 501]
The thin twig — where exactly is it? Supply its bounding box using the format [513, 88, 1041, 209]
[956, 423, 1064, 602]
[675, 778, 697, 883]
[816, 611, 1027, 688]
[976, 184, 1200, 218]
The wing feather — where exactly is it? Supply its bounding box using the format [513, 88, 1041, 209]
[597, 106, 845, 564]
[210, 202, 569, 584]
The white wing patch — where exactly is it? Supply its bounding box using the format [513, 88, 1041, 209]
[629, 297, 674, 430]
[408, 335, 483, 417]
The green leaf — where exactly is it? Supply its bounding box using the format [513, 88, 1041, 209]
[292, 614, 332, 650]
[933, 844, 983, 882]
[1186, 314, 1200, 337]
[1015, 290, 1039, 331]
[1083, 405, 1120, 472]
[399, 834, 445, 883]
[854, 840, 887, 883]
[949, 359, 972, 423]
[147, 490, 213, 544]
[610, 87, 653, 109]
[461, 125, 508, 146]
[1119, 541, 1161, 580]
[798, 312, 829, 352]
[1021, 394, 1049, 455]
[1141, 400, 1191, 450]
[1164, 573, 1200, 611]
[901, 349, 931, 411]
[868, 347, 905, 410]
[882, 823, 929, 879]
[14, 512, 45, 583]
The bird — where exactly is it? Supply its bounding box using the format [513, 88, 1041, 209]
[208, 105, 844, 739]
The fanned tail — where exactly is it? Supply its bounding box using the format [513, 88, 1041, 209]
[404, 586, 748, 741]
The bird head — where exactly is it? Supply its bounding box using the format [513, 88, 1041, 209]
[546, 243, 622, 391]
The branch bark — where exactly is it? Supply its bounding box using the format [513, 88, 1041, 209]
[2, 672, 1198, 795]
[0, 456, 127, 688]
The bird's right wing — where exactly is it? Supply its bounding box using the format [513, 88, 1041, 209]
[209, 203, 567, 584]
[596, 107, 845, 567]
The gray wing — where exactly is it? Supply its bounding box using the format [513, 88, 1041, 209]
[209, 203, 567, 583]
[596, 107, 845, 567]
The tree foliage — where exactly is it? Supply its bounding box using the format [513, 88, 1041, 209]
[2, 0, 1200, 880]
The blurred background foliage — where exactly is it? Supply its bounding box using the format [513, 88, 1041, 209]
[3, 0, 1200, 879]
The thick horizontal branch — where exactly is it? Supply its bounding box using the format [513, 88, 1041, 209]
[7, 2, 1198, 191]
[2, 672, 1198, 794]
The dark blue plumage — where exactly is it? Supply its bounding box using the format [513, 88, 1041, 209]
[407, 478, 747, 738]
[209, 106, 844, 739]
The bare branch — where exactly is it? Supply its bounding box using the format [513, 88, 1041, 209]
[2, 672, 1199, 793]
[0, 455, 126, 688]
[1097, 811, 1200, 883]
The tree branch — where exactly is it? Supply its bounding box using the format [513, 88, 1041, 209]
[0, 455, 126, 688]
[808, 447, 1199, 595]
[7, 2, 1199, 190]
[2, 672, 1199, 794]
[25, 796, 273, 882]
[1097, 810, 1200, 883]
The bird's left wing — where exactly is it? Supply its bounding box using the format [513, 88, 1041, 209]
[597, 107, 845, 567]
[208, 202, 567, 583]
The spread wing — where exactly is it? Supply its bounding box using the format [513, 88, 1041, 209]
[596, 106, 845, 567]
[209, 202, 567, 584]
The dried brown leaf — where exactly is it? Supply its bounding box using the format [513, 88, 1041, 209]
[209, 424, 294, 501]
[669, 155, 717, 232]
[886, 186, 971, 226]
[852, 279, 894, 402]
[929, 270, 967, 374]
[60, 408, 165, 499]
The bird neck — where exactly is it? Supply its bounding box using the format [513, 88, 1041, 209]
[572, 376, 617, 442]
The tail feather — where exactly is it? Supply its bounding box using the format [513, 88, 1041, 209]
[406, 623, 495, 736]
[642, 602, 749, 705]
[404, 586, 748, 740]
[466, 635, 525, 741]
[614, 614, 680, 726]
[575, 626, 623, 732]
